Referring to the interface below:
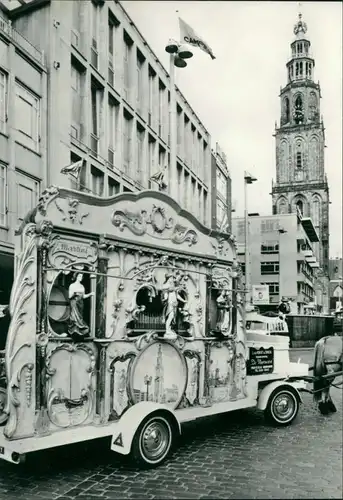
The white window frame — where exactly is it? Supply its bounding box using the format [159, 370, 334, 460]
[15, 82, 40, 152]
[71, 65, 81, 138]
[16, 171, 40, 224]
[0, 70, 8, 134]
[0, 163, 8, 227]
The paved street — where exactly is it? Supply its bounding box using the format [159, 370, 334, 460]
[0, 349, 342, 500]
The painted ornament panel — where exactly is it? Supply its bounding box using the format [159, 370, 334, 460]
[130, 342, 187, 408]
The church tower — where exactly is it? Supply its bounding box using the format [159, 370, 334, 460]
[272, 13, 330, 274]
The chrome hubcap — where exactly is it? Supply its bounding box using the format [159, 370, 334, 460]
[273, 393, 296, 421]
[141, 420, 170, 461]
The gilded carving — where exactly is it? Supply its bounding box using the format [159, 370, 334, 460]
[55, 198, 90, 225]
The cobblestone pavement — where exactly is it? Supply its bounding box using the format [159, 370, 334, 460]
[0, 349, 342, 500]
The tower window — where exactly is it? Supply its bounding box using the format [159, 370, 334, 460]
[299, 61, 303, 77]
[296, 152, 302, 168]
[294, 95, 304, 124]
[296, 200, 304, 216]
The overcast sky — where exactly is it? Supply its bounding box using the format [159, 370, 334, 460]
[123, 1, 342, 258]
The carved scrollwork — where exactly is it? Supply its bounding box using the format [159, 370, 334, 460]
[4, 224, 37, 438]
[211, 236, 232, 258]
[37, 186, 60, 216]
[134, 331, 159, 351]
[150, 205, 173, 233]
[112, 209, 148, 236]
[171, 224, 198, 246]
[112, 204, 199, 247]
[55, 198, 90, 225]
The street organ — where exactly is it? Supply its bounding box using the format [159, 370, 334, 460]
[0, 187, 308, 467]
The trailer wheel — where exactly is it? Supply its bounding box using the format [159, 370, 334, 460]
[264, 387, 299, 427]
[0, 388, 7, 426]
[131, 413, 175, 468]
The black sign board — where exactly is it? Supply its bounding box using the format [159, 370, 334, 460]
[247, 347, 274, 375]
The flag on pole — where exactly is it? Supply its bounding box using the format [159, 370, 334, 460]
[179, 17, 216, 60]
[149, 165, 168, 191]
[60, 159, 84, 181]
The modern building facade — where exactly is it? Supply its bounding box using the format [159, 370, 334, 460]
[232, 212, 326, 314]
[8, 0, 213, 221]
[328, 258, 343, 312]
[211, 142, 232, 232]
[0, 5, 47, 303]
[271, 13, 330, 277]
[0, 0, 231, 301]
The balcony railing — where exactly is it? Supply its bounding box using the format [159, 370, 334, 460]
[0, 15, 45, 66]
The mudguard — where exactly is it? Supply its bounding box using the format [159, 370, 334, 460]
[110, 401, 181, 455]
[257, 381, 303, 411]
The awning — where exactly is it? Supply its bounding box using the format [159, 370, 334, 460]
[301, 218, 319, 242]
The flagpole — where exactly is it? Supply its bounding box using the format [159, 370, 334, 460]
[169, 54, 177, 197]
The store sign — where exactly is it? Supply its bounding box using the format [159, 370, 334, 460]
[247, 347, 274, 375]
[252, 285, 269, 305]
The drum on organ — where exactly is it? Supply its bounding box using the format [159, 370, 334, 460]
[48, 285, 70, 323]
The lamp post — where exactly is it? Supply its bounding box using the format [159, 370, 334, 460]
[244, 171, 257, 307]
[165, 40, 193, 196]
[277, 227, 287, 309]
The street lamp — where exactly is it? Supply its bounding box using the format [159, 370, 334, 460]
[277, 227, 287, 308]
[244, 171, 258, 307]
[165, 39, 194, 195]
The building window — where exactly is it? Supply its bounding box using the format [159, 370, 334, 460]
[136, 125, 145, 184]
[158, 79, 165, 136]
[108, 177, 120, 197]
[123, 111, 133, 174]
[123, 32, 132, 101]
[0, 163, 7, 226]
[71, 0, 82, 49]
[71, 65, 82, 139]
[261, 219, 279, 233]
[16, 172, 40, 224]
[15, 83, 40, 152]
[261, 242, 279, 254]
[261, 262, 279, 275]
[0, 70, 8, 134]
[296, 200, 304, 216]
[216, 168, 227, 199]
[90, 165, 104, 196]
[91, 1, 99, 49]
[108, 98, 118, 157]
[91, 83, 102, 155]
[136, 50, 145, 111]
[261, 282, 279, 296]
[216, 198, 227, 228]
[296, 151, 302, 169]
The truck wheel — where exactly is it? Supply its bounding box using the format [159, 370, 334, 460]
[0, 388, 7, 426]
[131, 413, 174, 468]
[264, 387, 299, 427]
